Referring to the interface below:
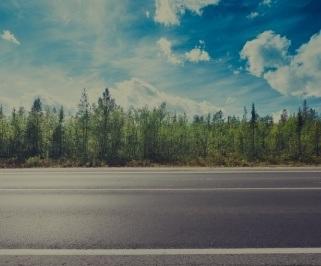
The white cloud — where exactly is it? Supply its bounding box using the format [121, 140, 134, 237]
[264, 31, 321, 97]
[44, 1, 134, 69]
[271, 109, 283, 123]
[240, 30, 291, 77]
[154, 0, 220, 26]
[0, 64, 220, 117]
[225, 97, 236, 104]
[1, 30, 20, 45]
[0, 66, 105, 112]
[247, 12, 259, 19]
[241, 30, 321, 98]
[154, 0, 179, 26]
[261, 0, 272, 7]
[110, 78, 220, 117]
[233, 70, 240, 75]
[158, 38, 210, 65]
[157, 37, 182, 65]
[185, 47, 210, 62]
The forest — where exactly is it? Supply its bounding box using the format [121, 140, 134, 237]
[0, 88, 320, 167]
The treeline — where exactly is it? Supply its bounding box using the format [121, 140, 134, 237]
[0, 88, 320, 167]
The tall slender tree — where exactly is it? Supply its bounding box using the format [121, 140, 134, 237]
[297, 108, 304, 159]
[93, 88, 116, 161]
[77, 89, 90, 161]
[25, 98, 43, 157]
[250, 103, 257, 160]
[51, 106, 65, 158]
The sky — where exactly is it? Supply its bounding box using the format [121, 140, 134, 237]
[1, 0, 321, 119]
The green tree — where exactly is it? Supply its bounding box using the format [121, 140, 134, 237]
[77, 89, 91, 162]
[92, 88, 116, 162]
[10, 108, 26, 160]
[297, 108, 304, 159]
[250, 103, 257, 160]
[51, 106, 65, 159]
[25, 98, 43, 157]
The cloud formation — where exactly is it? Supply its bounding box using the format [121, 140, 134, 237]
[0, 66, 105, 112]
[185, 47, 210, 62]
[0, 65, 219, 117]
[241, 30, 321, 97]
[246, 12, 259, 19]
[158, 38, 211, 64]
[111, 78, 220, 116]
[157, 37, 182, 65]
[261, 0, 272, 7]
[1, 30, 20, 45]
[240, 30, 290, 77]
[154, 0, 220, 26]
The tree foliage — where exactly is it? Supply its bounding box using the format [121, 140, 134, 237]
[0, 90, 320, 166]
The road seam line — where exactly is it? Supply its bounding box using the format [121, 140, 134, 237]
[0, 187, 321, 191]
[1, 171, 321, 175]
[1, 248, 321, 256]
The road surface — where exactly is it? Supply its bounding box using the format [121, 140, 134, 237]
[1, 167, 321, 265]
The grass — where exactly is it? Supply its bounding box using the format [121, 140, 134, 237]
[1, 156, 321, 168]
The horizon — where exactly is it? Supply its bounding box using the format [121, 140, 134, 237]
[0, 86, 314, 123]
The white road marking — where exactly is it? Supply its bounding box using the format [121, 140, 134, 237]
[1, 248, 321, 256]
[0, 187, 321, 191]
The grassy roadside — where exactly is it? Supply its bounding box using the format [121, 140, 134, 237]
[0, 156, 320, 168]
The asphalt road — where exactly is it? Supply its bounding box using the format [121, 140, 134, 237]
[1, 168, 321, 265]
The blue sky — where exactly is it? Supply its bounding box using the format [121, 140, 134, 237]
[1, 0, 321, 118]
